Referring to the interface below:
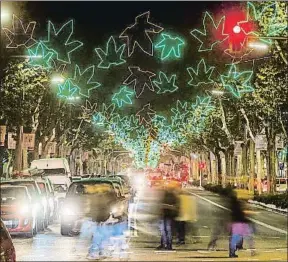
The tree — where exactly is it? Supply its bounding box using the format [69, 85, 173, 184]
[0, 60, 49, 170]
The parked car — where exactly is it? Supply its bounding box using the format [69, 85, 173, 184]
[60, 178, 123, 236]
[33, 176, 56, 224]
[0, 185, 37, 237]
[1, 179, 46, 231]
[0, 219, 16, 261]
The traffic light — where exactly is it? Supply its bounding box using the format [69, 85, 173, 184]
[223, 8, 256, 53]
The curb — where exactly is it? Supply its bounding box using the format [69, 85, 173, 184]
[248, 200, 288, 214]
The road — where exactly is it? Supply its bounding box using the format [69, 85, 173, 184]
[13, 188, 287, 261]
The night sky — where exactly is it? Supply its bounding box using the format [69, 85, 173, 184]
[6, 1, 237, 112]
[26, 1, 224, 44]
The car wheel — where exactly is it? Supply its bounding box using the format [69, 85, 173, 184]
[61, 224, 72, 236]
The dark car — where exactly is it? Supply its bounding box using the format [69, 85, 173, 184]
[0, 219, 16, 262]
[1, 179, 46, 231]
[0, 185, 37, 237]
[60, 179, 121, 236]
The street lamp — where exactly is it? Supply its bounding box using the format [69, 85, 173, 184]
[248, 42, 269, 51]
[1, 8, 11, 23]
[211, 90, 225, 96]
[51, 75, 65, 84]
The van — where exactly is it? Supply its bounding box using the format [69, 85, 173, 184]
[30, 158, 71, 177]
[30, 158, 71, 192]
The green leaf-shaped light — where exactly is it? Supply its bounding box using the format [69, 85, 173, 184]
[95, 36, 126, 69]
[220, 64, 254, 98]
[57, 79, 79, 100]
[153, 72, 178, 94]
[190, 12, 228, 52]
[72, 65, 101, 98]
[42, 20, 83, 64]
[155, 33, 185, 60]
[28, 42, 54, 69]
[112, 86, 135, 108]
[187, 59, 215, 86]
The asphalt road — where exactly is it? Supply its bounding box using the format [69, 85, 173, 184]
[13, 188, 287, 261]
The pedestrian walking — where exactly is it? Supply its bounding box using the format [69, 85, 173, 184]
[228, 196, 256, 258]
[175, 190, 198, 245]
[157, 185, 179, 250]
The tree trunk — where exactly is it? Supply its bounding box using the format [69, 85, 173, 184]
[256, 150, 262, 194]
[31, 140, 40, 161]
[14, 126, 23, 171]
[231, 151, 235, 184]
[249, 139, 255, 193]
[266, 128, 276, 194]
[215, 151, 222, 184]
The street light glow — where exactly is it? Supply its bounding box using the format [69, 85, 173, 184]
[248, 42, 269, 50]
[212, 90, 224, 95]
[1, 8, 11, 23]
[51, 76, 65, 83]
[233, 25, 241, 34]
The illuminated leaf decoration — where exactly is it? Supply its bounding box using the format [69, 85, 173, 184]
[81, 100, 97, 121]
[72, 65, 101, 98]
[42, 20, 83, 64]
[112, 86, 135, 108]
[154, 33, 185, 60]
[101, 103, 116, 121]
[187, 59, 215, 86]
[136, 104, 156, 126]
[2, 15, 37, 48]
[92, 112, 106, 126]
[136, 125, 149, 140]
[95, 36, 126, 69]
[57, 79, 79, 99]
[153, 72, 178, 94]
[190, 12, 228, 52]
[28, 42, 54, 68]
[244, 1, 287, 44]
[152, 115, 168, 127]
[189, 96, 214, 133]
[128, 115, 140, 130]
[119, 11, 164, 57]
[171, 100, 189, 127]
[191, 96, 214, 111]
[220, 64, 254, 98]
[123, 66, 156, 98]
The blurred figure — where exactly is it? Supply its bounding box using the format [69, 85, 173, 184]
[175, 190, 199, 245]
[228, 196, 256, 258]
[208, 191, 236, 250]
[157, 185, 179, 250]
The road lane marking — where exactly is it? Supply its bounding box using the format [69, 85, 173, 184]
[190, 192, 287, 235]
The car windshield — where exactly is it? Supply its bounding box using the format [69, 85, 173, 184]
[53, 184, 67, 192]
[68, 182, 115, 196]
[43, 169, 66, 175]
[19, 183, 38, 198]
[1, 187, 28, 204]
[37, 182, 47, 194]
